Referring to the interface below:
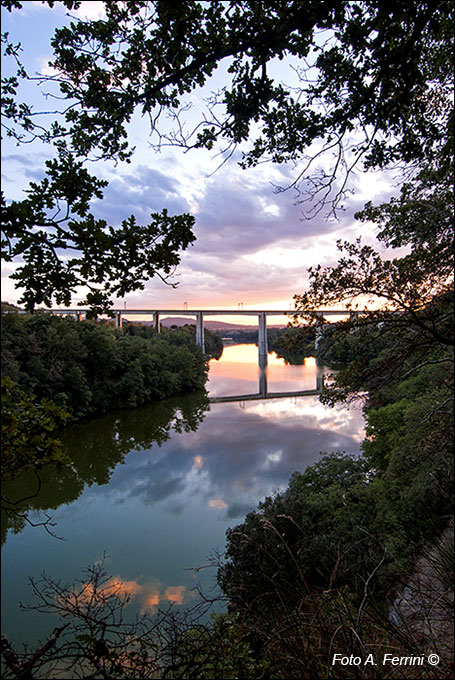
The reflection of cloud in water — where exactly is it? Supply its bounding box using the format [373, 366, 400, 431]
[226, 502, 256, 519]
[164, 585, 186, 605]
[101, 392, 364, 522]
[193, 455, 204, 469]
[107, 577, 143, 598]
[138, 476, 187, 505]
[209, 499, 227, 510]
[70, 347, 365, 525]
[242, 397, 365, 441]
[63, 574, 189, 615]
[2, 351, 367, 651]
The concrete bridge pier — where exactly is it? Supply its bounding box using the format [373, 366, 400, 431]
[259, 365, 268, 397]
[196, 312, 205, 354]
[115, 312, 123, 328]
[153, 312, 160, 333]
[258, 312, 268, 366]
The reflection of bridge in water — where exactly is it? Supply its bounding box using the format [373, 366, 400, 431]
[49, 308, 357, 366]
[209, 372, 325, 403]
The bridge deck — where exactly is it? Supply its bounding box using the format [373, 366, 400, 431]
[48, 308, 355, 316]
[209, 388, 321, 403]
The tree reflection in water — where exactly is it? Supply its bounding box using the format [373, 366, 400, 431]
[1, 392, 210, 544]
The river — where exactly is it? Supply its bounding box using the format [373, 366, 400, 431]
[1, 344, 365, 649]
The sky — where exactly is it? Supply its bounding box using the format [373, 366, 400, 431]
[1, 1, 395, 317]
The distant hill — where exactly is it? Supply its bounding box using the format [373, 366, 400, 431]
[127, 316, 286, 333]
[157, 317, 286, 332]
[1, 301, 23, 312]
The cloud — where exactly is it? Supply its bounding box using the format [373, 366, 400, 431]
[192, 172, 326, 256]
[100, 157, 386, 307]
[131, 159, 394, 307]
[73, 1, 106, 20]
[91, 165, 191, 226]
[1, 131, 394, 309]
[27, 0, 106, 19]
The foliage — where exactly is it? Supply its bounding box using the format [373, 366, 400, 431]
[0, 558, 267, 680]
[2, 547, 452, 679]
[223, 328, 259, 344]
[315, 320, 387, 368]
[3, 1, 453, 190]
[125, 322, 224, 360]
[1, 311, 208, 419]
[0, 151, 196, 313]
[216, 322, 453, 673]
[294, 122, 453, 401]
[361, 362, 453, 553]
[1, 390, 209, 542]
[215, 133, 454, 668]
[2, 1, 453, 310]
[1, 375, 71, 537]
[219, 453, 379, 611]
[1, 2, 453, 675]
[268, 326, 316, 364]
[1, 376, 70, 479]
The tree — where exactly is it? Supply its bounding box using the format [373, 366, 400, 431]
[293, 137, 454, 402]
[0, 149, 196, 313]
[1, 376, 70, 479]
[4, 1, 452, 174]
[2, 1, 453, 310]
[0, 556, 267, 680]
[1, 388, 210, 544]
[1, 311, 209, 418]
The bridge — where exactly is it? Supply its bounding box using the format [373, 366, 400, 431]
[48, 308, 359, 365]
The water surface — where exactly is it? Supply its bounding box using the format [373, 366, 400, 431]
[1, 345, 364, 647]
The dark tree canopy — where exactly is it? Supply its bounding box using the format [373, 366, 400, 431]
[1, 151, 196, 312]
[1, 0, 453, 311]
[3, 1, 453, 187]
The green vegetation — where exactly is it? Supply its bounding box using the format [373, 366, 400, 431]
[1, 376, 70, 480]
[223, 327, 316, 365]
[0, 557, 268, 680]
[221, 354, 453, 602]
[1, 311, 213, 537]
[125, 322, 224, 360]
[1, 312, 209, 420]
[1, 392, 209, 544]
[218, 105, 453, 671]
[268, 326, 316, 364]
[223, 328, 258, 344]
[217, 329, 453, 676]
[218, 32, 454, 666]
